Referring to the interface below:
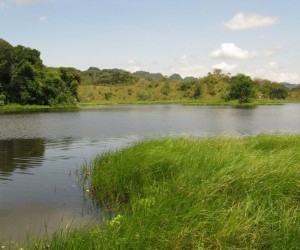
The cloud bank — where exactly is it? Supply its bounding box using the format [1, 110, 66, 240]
[210, 43, 257, 60]
[212, 62, 237, 72]
[224, 13, 278, 30]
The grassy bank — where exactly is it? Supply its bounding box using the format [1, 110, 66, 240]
[26, 134, 300, 249]
[0, 103, 79, 113]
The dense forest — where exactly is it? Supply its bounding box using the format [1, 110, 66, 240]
[1, 39, 300, 106]
[0, 39, 80, 106]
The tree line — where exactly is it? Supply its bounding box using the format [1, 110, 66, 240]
[0, 39, 295, 106]
[0, 39, 80, 106]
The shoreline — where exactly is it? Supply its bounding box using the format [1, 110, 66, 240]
[18, 134, 300, 249]
[1, 99, 298, 113]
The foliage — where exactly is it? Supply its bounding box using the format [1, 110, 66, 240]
[0, 39, 13, 85]
[269, 84, 289, 99]
[193, 83, 202, 98]
[136, 91, 151, 101]
[104, 92, 113, 100]
[201, 69, 230, 96]
[178, 81, 192, 91]
[83, 68, 137, 85]
[0, 39, 80, 106]
[161, 82, 170, 96]
[1, 39, 297, 106]
[255, 79, 289, 99]
[0, 93, 5, 106]
[227, 74, 257, 103]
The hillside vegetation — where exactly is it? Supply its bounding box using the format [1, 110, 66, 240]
[1, 39, 300, 107]
[79, 68, 300, 104]
[26, 135, 300, 249]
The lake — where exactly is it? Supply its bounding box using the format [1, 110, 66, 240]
[1, 104, 300, 242]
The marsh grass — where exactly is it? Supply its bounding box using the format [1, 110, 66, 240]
[27, 135, 300, 249]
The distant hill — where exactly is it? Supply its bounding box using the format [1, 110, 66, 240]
[183, 76, 198, 82]
[281, 82, 299, 89]
[133, 71, 165, 80]
[169, 73, 183, 81]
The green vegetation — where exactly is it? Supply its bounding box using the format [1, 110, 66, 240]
[26, 135, 300, 249]
[226, 74, 257, 103]
[1, 38, 299, 109]
[0, 39, 80, 107]
[78, 69, 297, 105]
[81, 67, 137, 85]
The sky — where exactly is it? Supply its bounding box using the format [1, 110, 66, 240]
[1, 0, 300, 83]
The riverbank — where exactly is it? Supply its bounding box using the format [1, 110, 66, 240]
[0, 101, 289, 114]
[0, 103, 80, 113]
[79, 99, 287, 106]
[23, 134, 300, 249]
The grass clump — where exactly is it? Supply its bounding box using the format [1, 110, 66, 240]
[29, 135, 300, 249]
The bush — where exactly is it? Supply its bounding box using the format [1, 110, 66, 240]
[161, 82, 170, 96]
[193, 83, 202, 98]
[136, 91, 151, 101]
[227, 74, 257, 103]
[104, 92, 113, 100]
[0, 93, 6, 106]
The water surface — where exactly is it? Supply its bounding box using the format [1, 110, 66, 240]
[1, 104, 300, 242]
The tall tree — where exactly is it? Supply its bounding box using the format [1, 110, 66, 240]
[227, 74, 257, 103]
[0, 39, 13, 84]
[9, 45, 44, 104]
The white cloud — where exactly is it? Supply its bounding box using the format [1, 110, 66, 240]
[210, 43, 257, 60]
[261, 46, 281, 56]
[171, 65, 207, 78]
[261, 72, 300, 84]
[176, 54, 197, 64]
[125, 60, 141, 72]
[255, 66, 300, 84]
[263, 62, 279, 70]
[224, 12, 278, 31]
[212, 62, 237, 72]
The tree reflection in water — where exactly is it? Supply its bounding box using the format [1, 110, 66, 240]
[0, 139, 45, 179]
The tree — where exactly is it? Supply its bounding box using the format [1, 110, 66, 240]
[227, 74, 257, 103]
[42, 68, 81, 106]
[201, 70, 230, 96]
[193, 83, 202, 98]
[0, 39, 13, 85]
[0, 39, 80, 106]
[268, 84, 289, 99]
[8, 45, 44, 104]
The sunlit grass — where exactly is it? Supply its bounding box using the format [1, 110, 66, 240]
[28, 135, 300, 249]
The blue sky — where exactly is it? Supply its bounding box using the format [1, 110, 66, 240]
[1, 0, 300, 83]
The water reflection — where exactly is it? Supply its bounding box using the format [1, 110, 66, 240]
[0, 139, 45, 180]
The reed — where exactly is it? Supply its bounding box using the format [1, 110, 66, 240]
[28, 135, 300, 249]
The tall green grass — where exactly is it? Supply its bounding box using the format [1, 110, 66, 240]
[29, 135, 300, 249]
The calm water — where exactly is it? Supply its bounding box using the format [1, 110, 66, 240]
[1, 104, 300, 242]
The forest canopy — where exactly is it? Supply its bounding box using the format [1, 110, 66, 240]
[0, 39, 80, 106]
